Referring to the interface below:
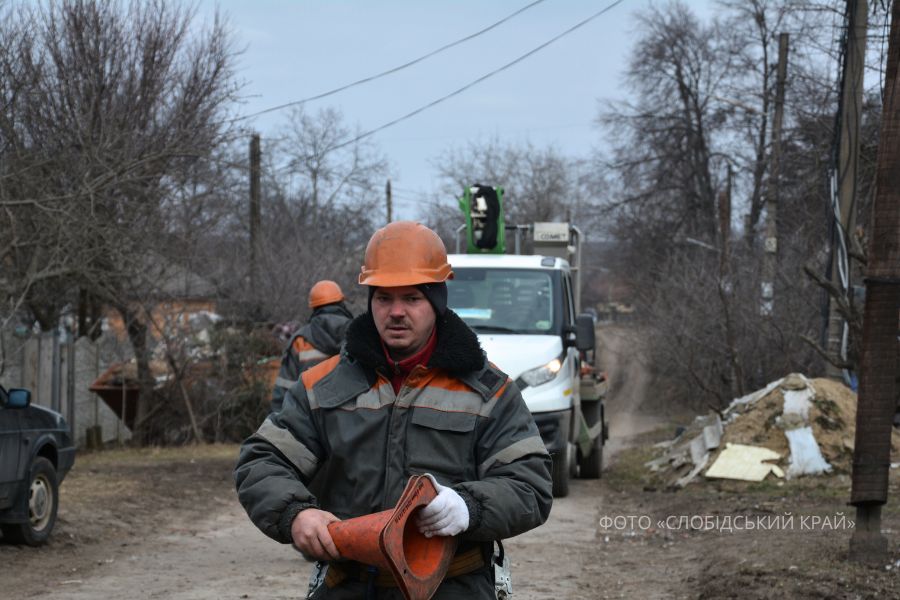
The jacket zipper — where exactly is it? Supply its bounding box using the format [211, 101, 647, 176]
[380, 371, 397, 510]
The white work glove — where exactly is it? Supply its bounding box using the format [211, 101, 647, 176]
[417, 473, 469, 537]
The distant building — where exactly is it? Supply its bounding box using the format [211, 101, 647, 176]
[102, 257, 221, 342]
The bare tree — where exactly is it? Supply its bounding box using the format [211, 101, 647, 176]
[595, 0, 854, 409]
[600, 2, 733, 249]
[282, 107, 388, 221]
[424, 138, 599, 249]
[0, 0, 241, 442]
[209, 109, 387, 324]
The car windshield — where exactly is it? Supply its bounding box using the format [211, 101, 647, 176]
[448, 268, 557, 335]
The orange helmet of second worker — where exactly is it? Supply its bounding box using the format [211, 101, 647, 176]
[308, 280, 345, 309]
[358, 221, 454, 287]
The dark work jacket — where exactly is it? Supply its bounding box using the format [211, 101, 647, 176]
[234, 310, 552, 596]
[270, 304, 353, 413]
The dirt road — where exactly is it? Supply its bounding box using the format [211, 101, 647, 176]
[7, 440, 898, 599]
[0, 446, 630, 600]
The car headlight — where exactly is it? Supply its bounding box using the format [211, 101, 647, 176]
[518, 358, 562, 388]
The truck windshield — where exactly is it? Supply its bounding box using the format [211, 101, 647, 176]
[447, 268, 558, 335]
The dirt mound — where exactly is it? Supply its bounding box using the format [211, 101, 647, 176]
[648, 374, 900, 486]
[719, 388, 790, 456]
[807, 377, 866, 470]
[720, 377, 900, 473]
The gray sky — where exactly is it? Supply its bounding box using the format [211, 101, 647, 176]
[199, 0, 715, 219]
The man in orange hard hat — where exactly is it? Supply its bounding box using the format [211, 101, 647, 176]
[236, 221, 552, 599]
[270, 280, 353, 413]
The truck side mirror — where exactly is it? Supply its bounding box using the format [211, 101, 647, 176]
[575, 314, 595, 352]
[6, 388, 31, 409]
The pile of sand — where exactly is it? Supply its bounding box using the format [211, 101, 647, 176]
[717, 376, 900, 473]
[647, 374, 900, 486]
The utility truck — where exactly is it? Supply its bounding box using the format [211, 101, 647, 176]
[448, 185, 607, 497]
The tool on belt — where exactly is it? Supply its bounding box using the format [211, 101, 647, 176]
[324, 546, 485, 589]
[493, 541, 512, 599]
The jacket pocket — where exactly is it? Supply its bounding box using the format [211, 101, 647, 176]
[406, 408, 477, 483]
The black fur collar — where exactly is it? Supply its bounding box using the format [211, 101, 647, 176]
[345, 310, 485, 375]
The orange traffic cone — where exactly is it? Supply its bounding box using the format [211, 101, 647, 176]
[327, 474, 459, 600]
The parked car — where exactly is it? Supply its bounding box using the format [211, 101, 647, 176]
[0, 385, 75, 545]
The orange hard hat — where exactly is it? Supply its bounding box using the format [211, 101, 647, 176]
[359, 221, 454, 287]
[308, 280, 345, 309]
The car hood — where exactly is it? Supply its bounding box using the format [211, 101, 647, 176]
[475, 334, 562, 379]
[23, 404, 69, 432]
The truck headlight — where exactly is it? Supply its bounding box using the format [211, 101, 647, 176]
[518, 358, 562, 388]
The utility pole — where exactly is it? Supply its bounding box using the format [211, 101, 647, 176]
[719, 166, 732, 273]
[249, 134, 261, 294]
[385, 179, 392, 224]
[849, 0, 900, 565]
[826, 0, 867, 379]
[760, 33, 788, 316]
[719, 167, 744, 398]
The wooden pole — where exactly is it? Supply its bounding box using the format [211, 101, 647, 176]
[249, 134, 261, 294]
[719, 167, 744, 397]
[760, 33, 788, 316]
[386, 179, 392, 223]
[849, 0, 900, 565]
[66, 333, 75, 441]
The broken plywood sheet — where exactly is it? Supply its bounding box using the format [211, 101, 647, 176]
[705, 443, 784, 482]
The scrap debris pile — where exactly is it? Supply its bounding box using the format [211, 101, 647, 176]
[646, 373, 900, 487]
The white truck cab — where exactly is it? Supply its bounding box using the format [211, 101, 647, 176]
[448, 223, 607, 497]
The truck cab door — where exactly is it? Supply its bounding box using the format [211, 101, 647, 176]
[561, 273, 580, 388]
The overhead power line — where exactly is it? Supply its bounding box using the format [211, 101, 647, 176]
[234, 0, 548, 122]
[322, 0, 628, 154]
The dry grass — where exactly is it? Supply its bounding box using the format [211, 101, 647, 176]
[74, 443, 240, 468]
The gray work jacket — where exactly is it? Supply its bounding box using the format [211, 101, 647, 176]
[235, 311, 552, 594]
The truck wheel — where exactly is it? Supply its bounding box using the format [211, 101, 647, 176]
[551, 449, 570, 498]
[568, 442, 579, 479]
[578, 401, 604, 479]
[579, 436, 603, 479]
[1, 457, 58, 546]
